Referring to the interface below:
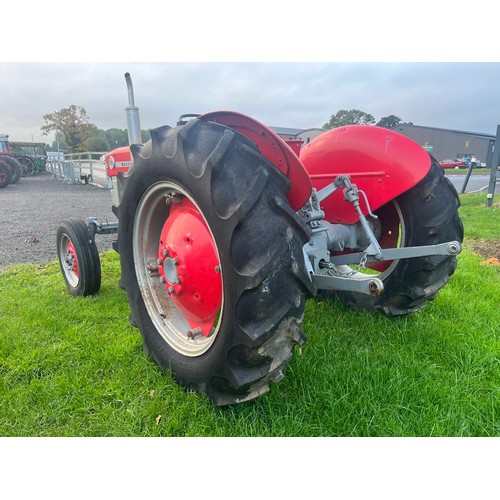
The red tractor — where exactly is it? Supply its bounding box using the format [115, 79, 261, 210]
[0, 134, 23, 188]
[57, 74, 463, 405]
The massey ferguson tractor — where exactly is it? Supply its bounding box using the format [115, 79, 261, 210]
[56, 73, 464, 405]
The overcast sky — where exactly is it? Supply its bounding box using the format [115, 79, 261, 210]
[2, 1, 499, 145]
[2, 62, 500, 145]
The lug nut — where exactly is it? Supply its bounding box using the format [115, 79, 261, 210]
[147, 263, 160, 276]
[187, 328, 202, 340]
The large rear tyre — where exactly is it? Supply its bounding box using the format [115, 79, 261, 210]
[115, 119, 313, 405]
[56, 219, 101, 296]
[18, 156, 35, 176]
[0, 161, 12, 188]
[9, 157, 22, 184]
[328, 158, 464, 315]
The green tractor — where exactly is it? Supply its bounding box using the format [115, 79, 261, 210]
[9, 141, 48, 176]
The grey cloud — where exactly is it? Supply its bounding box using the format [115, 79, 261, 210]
[1, 62, 500, 143]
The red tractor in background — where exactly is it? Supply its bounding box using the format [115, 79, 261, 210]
[57, 73, 463, 405]
[0, 134, 23, 188]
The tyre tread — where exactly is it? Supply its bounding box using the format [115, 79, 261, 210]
[115, 119, 312, 405]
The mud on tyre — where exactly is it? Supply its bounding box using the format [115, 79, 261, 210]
[114, 119, 314, 405]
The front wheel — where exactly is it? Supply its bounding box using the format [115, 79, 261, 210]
[115, 119, 313, 405]
[328, 158, 464, 315]
[57, 219, 101, 296]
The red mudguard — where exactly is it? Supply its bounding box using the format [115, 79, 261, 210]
[105, 113, 313, 211]
[199, 111, 312, 211]
[105, 117, 430, 224]
[299, 125, 432, 224]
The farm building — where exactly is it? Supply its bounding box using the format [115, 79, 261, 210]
[390, 124, 496, 165]
[270, 126, 324, 145]
[270, 123, 498, 166]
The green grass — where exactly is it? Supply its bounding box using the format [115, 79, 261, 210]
[0, 194, 499, 436]
[459, 192, 499, 240]
[444, 167, 490, 175]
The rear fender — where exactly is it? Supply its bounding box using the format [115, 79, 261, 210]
[199, 111, 312, 211]
[299, 125, 432, 224]
[104, 113, 313, 211]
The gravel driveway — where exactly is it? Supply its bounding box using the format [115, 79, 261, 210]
[0, 172, 118, 269]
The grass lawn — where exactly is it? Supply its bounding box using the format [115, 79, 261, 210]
[0, 194, 498, 437]
[444, 167, 491, 175]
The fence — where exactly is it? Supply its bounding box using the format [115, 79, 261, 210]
[46, 152, 108, 186]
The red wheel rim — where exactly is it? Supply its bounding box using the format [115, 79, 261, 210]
[157, 198, 222, 337]
[67, 241, 79, 277]
[133, 182, 225, 356]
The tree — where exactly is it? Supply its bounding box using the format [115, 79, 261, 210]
[104, 128, 129, 149]
[323, 109, 376, 130]
[81, 130, 110, 152]
[376, 115, 402, 128]
[48, 134, 69, 151]
[41, 105, 98, 153]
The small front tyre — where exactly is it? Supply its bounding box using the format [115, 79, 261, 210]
[57, 219, 101, 296]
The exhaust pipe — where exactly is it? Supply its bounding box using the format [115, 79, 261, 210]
[124, 72, 142, 146]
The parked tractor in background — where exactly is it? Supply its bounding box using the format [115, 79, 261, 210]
[9, 141, 48, 176]
[0, 134, 23, 188]
[57, 74, 464, 406]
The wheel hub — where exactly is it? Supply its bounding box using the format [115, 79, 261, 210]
[157, 197, 222, 337]
[163, 256, 179, 284]
[66, 241, 79, 277]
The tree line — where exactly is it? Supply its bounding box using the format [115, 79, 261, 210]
[41, 105, 149, 153]
[323, 109, 413, 130]
[40, 105, 414, 153]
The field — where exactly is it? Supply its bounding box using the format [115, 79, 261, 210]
[0, 193, 498, 437]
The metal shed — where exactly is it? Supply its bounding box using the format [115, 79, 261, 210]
[391, 124, 495, 165]
[270, 126, 324, 145]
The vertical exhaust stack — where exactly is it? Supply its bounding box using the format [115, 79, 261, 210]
[124, 72, 142, 146]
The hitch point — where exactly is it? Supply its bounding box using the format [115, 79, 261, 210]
[447, 242, 462, 255]
[368, 278, 384, 296]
